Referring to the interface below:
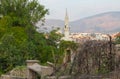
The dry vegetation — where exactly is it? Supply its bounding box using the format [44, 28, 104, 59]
[52, 40, 120, 79]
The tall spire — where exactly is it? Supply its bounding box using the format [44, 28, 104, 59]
[65, 9, 68, 19]
[64, 9, 70, 39]
[65, 8, 69, 27]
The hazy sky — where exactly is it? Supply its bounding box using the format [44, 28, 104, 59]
[39, 0, 120, 21]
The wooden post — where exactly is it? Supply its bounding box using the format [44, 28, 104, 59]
[26, 60, 39, 79]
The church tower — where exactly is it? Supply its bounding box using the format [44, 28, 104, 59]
[64, 9, 70, 39]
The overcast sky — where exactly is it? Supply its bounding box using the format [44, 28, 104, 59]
[39, 0, 120, 21]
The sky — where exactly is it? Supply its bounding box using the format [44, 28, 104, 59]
[39, 0, 120, 21]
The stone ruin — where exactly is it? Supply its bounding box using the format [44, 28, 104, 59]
[0, 60, 54, 79]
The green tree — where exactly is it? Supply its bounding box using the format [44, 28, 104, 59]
[0, 0, 49, 75]
[41, 28, 63, 64]
[47, 28, 63, 48]
[0, 0, 48, 26]
[60, 40, 78, 51]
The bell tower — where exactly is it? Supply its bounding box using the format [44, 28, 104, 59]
[64, 9, 70, 38]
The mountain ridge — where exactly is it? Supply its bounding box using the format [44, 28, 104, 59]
[37, 11, 120, 33]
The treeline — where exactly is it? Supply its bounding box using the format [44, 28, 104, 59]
[0, 0, 48, 74]
[0, 0, 77, 75]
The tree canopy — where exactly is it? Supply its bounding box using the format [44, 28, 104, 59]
[0, 0, 48, 26]
[0, 0, 77, 76]
[0, 0, 49, 75]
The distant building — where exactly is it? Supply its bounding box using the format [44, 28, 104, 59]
[62, 9, 72, 41]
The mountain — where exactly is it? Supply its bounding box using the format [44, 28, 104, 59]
[70, 11, 120, 33]
[37, 11, 120, 33]
[36, 19, 64, 32]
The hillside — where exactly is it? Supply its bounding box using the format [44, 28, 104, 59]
[37, 11, 120, 33]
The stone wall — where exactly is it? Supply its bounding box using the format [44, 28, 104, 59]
[46, 76, 71, 79]
[0, 75, 26, 79]
[0, 60, 53, 79]
[1, 75, 11, 79]
[10, 67, 27, 78]
[11, 76, 26, 79]
[26, 60, 53, 79]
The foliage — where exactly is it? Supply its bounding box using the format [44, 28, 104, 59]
[51, 40, 120, 79]
[0, 0, 78, 76]
[72, 40, 117, 75]
[60, 40, 78, 51]
[0, 0, 49, 26]
[0, 0, 50, 75]
[115, 36, 120, 44]
[12, 66, 26, 71]
[46, 28, 63, 48]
